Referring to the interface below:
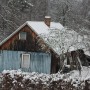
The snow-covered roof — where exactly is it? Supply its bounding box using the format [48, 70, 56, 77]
[27, 21, 49, 34]
[27, 21, 64, 34]
[0, 21, 64, 46]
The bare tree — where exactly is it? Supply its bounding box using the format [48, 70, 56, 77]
[38, 27, 90, 74]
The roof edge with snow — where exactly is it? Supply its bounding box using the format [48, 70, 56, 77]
[0, 22, 28, 46]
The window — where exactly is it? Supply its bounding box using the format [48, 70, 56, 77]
[21, 54, 30, 68]
[19, 32, 27, 40]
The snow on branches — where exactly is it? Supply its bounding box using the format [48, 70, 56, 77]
[39, 27, 89, 56]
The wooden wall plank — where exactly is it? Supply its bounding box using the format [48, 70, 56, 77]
[0, 50, 51, 74]
[0, 50, 21, 71]
[30, 52, 51, 74]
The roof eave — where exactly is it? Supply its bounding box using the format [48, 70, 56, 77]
[0, 22, 28, 46]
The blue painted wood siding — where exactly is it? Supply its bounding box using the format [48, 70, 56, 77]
[0, 50, 21, 72]
[30, 53, 51, 74]
[0, 50, 51, 74]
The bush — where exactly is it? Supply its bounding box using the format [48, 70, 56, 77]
[1, 70, 90, 90]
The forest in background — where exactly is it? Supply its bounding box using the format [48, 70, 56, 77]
[0, 0, 90, 35]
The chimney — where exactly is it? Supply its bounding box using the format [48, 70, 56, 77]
[44, 16, 51, 27]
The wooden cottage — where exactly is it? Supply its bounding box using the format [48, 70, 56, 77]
[0, 16, 64, 73]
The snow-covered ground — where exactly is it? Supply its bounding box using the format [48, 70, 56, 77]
[2, 66, 90, 88]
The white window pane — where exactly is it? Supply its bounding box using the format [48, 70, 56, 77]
[22, 54, 30, 68]
[19, 32, 26, 40]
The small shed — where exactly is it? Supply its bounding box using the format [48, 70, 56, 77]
[0, 17, 64, 73]
[0, 16, 89, 73]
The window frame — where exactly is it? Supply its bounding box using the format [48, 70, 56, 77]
[21, 54, 30, 68]
[19, 32, 27, 40]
